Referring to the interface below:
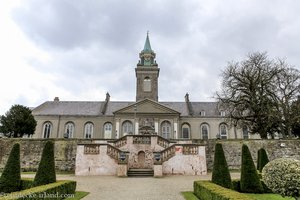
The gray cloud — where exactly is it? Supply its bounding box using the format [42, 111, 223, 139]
[6, 0, 300, 111]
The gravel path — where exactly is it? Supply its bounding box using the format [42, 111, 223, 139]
[22, 173, 240, 200]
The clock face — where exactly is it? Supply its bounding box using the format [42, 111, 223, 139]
[144, 55, 151, 61]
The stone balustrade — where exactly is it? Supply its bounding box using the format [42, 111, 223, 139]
[157, 136, 169, 148]
[114, 137, 127, 148]
[133, 135, 151, 144]
[160, 145, 176, 162]
[182, 145, 199, 155]
[107, 145, 128, 164]
[84, 144, 100, 154]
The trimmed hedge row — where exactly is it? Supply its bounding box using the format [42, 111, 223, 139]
[194, 181, 254, 200]
[0, 180, 76, 200]
[232, 179, 272, 193]
[20, 179, 34, 190]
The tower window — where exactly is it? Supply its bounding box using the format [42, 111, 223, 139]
[143, 77, 151, 92]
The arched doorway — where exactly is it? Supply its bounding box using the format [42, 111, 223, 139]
[138, 151, 146, 168]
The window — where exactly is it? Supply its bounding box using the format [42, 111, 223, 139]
[200, 110, 206, 116]
[84, 122, 94, 139]
[201, 124, 209, 140]
[43, 122, 52, 138]
[104, 122, 113, 139]
[161, 121, 171, 139]
[143, 77, 151, 92]
[122, 121, 133, 136]
[181, 124, 190, 139]
[219, 124, 228, 139]
[64, 122, 75, 138]
[220, 111, 226, 117]
[242, 126, 249, 139]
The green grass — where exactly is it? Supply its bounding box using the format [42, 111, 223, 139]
[246, 193, 294, 200]
[65, 191, 89, 200]
[181, 191, 199, 200]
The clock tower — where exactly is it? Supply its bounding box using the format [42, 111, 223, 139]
[136, 33, 160, 102]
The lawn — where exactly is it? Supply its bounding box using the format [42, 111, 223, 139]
[64, 191, 90, 200]
[182, 192, 294, 200]
[246, 193, 294, 200]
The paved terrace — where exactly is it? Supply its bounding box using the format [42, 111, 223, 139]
[22, 173, 240, 200]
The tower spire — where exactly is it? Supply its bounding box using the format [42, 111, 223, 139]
[143, 31, 153, 52]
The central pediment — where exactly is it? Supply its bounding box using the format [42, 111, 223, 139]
[114, 99, 180, 115]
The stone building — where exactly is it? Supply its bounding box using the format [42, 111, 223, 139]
[32, 34, 256, 140]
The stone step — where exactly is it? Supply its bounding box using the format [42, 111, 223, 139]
[127, 168, 154, 177]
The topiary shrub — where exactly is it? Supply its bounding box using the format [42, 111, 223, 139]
[262, 158, 300, 200]
[211, 143, 232, 189]
[33, 141, 56, 186]
[257, 148, 269, 172]
[0, 143, 21, 193]
[240, 144, 263, 193]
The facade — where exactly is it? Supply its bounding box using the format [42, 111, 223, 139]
[32, 34, 255, 140]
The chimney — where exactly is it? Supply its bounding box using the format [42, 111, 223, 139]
[54, 97, 59, 101]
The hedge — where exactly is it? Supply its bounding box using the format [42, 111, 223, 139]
[211, 143, 232, 189]
[240, 144, 263, 193]
[33, 141, 56, 186]
[0, 143, 21, 193]
[0, 180, 76, 200]
[232, 179, 272, 193]
[194, 181, 254, 200]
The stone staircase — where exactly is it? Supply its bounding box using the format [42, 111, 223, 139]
[127, 168, 154, 177]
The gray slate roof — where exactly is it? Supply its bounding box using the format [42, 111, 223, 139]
[32, 100, 220, 117]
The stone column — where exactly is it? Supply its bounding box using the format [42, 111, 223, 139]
[135, 121, 139, 135]
[155, 121, 159, 134]
[174, 121, 178, 139]
[117, 164, 128, 177]
[116, 120, 120, 139]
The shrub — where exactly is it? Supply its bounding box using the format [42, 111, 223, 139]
[0, 143, 21, 193]
[257, 148, 269, 172]
[193, 181, 254, 200]
[211, 143, 232, 189]
[262, 158, 300, 199]
[240, 144, 263, 193]
[33, 141, 56, 186]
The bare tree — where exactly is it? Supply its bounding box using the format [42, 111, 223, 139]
[216, 52, 300, 139]
[273, 64, 300, 137]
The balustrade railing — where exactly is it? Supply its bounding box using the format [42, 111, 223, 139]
[157, 136, 169, 148]
[84, 144, 100, 154]
[114, 136, 127, 148]
[182, 145, 199, 155]
[133, 136, 151, 144]
[107, 145, 128, 164]
[160, 145, 176, 162]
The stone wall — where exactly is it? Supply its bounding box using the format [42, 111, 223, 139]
[198, 139, 300, 170]
[0, 138, 94, 172]
[1, 138, 300, 172]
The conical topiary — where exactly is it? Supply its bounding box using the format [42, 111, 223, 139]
[212, 143, 232, 189]
[240, 144, 263, 193]
[257, 148, 269, 172]
[257, 149, 261, 170]
[33, 141, 56, 186]
[0, 143, 21, 193]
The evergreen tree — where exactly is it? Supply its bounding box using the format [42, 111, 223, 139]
[33, 141, 56, 186]
[212, 143, 232, 189]
[0, 143, 21, 193]
[258, 148, 269, 172]
[257, 149, 261, 170]
[240, 144, 263, 193]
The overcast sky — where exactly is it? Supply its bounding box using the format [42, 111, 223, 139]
[1, 0, 300, 115]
